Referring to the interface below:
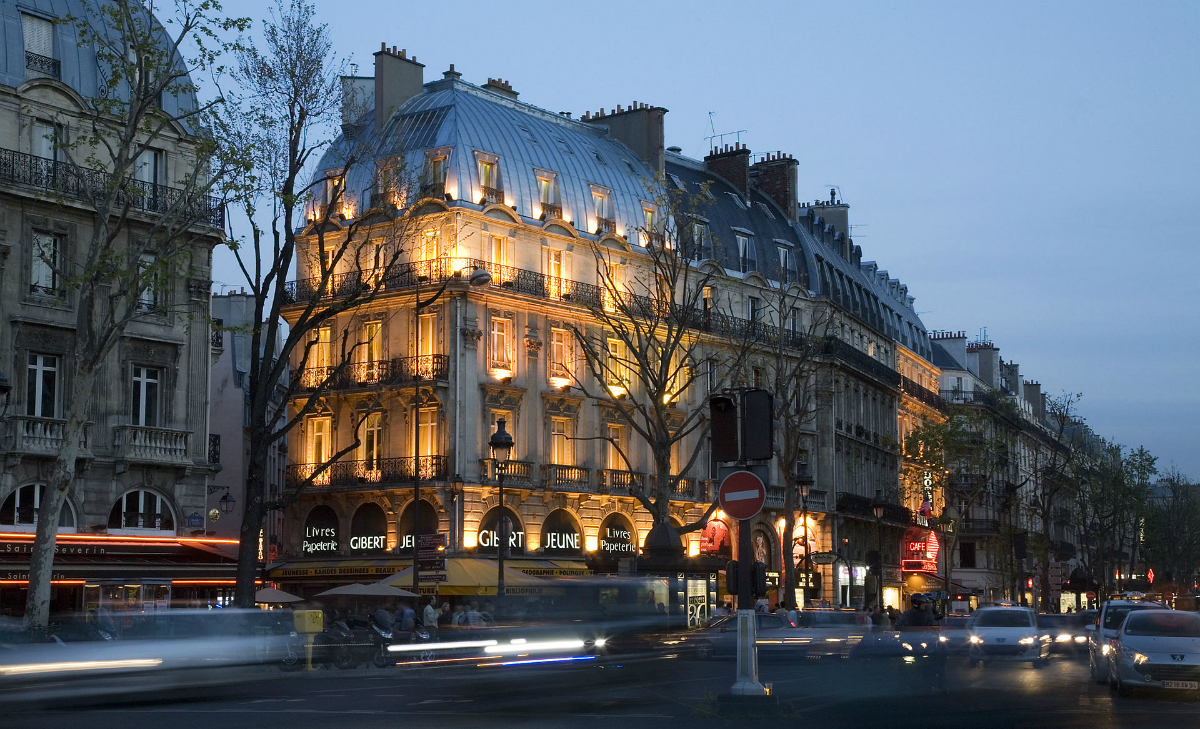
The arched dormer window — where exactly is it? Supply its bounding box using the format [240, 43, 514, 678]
[108, 489, 175, 532]
[0, 485, 76, 532]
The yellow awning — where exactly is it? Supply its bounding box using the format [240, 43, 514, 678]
[377, 557, 549, 596]
[504, 559, 592, 577]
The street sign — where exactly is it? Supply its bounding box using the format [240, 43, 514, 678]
[419, 559, 447, 572]
[809, 551, 838, 566]
[718, 470, 766, 521]
[418, 573, 448, 583]
[1086, 590, 1097, 600]
[418, 533, 447, 548]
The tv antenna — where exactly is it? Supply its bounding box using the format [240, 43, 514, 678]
[704, 111, 746, 150]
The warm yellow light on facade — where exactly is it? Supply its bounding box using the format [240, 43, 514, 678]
[550, 376, 571, 389]
[688, 540, 700, 557]
[463, 530, 478, 549]
[585, 536, 598, 553]
[607, 384, 627, 398]
[491, 368, 513, 381]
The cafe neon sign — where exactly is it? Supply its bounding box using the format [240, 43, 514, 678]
[901, 529, 940, 573]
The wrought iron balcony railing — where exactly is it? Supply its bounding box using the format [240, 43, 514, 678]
[478, 459, 535, 487]
[210, 318, 224, 348]
[286, 455, 448, 490]
[480, 185, 504, 205]
[25, 51, 60, 80]
[292, 355, 450, 393]
[208, 433, 221, 464]
[539, 202, 562, 220]
[542, 464, 590, 492]
[900, 375, 948, 411]
[595, 217, 615, 235]
[0, 148, 224, 228]
[419, 182, 445, 200]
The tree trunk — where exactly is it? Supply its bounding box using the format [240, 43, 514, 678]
[23, 367, 94, 630]
[233, 462, 267, 608]
[782, 473, 797, 609]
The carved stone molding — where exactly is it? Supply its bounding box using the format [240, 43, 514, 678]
[523, 337, 542, 357]
[461, 327, 483, 347]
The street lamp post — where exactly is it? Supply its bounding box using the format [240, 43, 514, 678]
[872, 490, 885, 612]
[489, 418, 514, 605]
[797, 466, 814, 609]
[410, 265, 491, 598]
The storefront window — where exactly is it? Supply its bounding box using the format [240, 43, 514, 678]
[477, 506, 524, 555]
[397, 499, 439, 554]
[349, 502, 387, 554]
[597, 512, 637, 559]
[539, 509, 582, 557]
[302, 504, 339, 554]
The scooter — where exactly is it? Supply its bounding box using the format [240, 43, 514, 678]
[325, 613, 379, 669]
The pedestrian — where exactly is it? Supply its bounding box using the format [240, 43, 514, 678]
[399, 604, 416, 632]
[896, 594, 940, 628]
[451, 604, 466, 626]
[465, 602, 483, 628]
[437, 602, 452, 626]
[786, 603, 798, 627]
[422, 597, 438, 628]
[869, 603, 887, 631]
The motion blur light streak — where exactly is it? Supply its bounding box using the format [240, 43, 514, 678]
[483, 639, 585, 655]
[389, 639, 499, 653]
[0, 659, 163, 676]
[479, 655, 596, 667]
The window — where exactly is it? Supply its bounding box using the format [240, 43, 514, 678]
[736, 234, 756, 273]
[489, 234, 508, 267]
[137, 254, 161, 311]
[420, 228, 440, 261]
[726, 192, 747, 210]
[789, 308, 802, 333]
[490, 410, 511, 456]
[778, 246, 795, 283]
[477, 157, 501, 203]
[554, 137, 573, 155]
[591, 187, 613, 234]
[418, 408, 438, 456]
[550, 417, 573, 465]
[30, 231, 59, 295]
[691, 222, 711, 259]
[131, 366, 160, 427]
[756, 201, 776, 220]
[605, 425, 624, 470]
[418, 313, 436, 357]
[308, 417, 331, 464]
[606, 338, 627, 390]
[21, 13, 53, 66]
[303, 326, 331, 388]
[32, 121, 57, 161]
[25, 354, 58, 418]
[426, 153, 448, 186]
[747, 296, 761, 322]
[959, 541, 977, 570]
[135, 148, 163, 186]
[589, 149, 606, 166]
[490, 317, 512, 368]
[702, 286, 713, 313]
[546, 248, 565, 298]
[360, 412, 383, 470]
[108, 489, 174, 531]
[1, 485, 75, 531]
[361, 319, 382, 360]
[549, 328, 570, 381]
[536, 171, 559, 218]
[602, 262, 624, 312]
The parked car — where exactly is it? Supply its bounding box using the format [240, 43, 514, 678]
[1037, 613, 1089, 654]
[1087, 598, 1166, 682]
[1108, 609, 1200, 696]
[967, 606, 1051, 667]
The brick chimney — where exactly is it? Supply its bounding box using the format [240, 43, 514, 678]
[750, 152, 799, 221]
[374, 43, 424, 130]
[582, 102, 667, 176]
[704, 143, 751, 196]
[482, 77, 518, 100]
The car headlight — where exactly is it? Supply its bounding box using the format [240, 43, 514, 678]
[1019, 637, 1035, 645]
[1123, 649, 1149, 665]
[1074, 636, 1087, 643]
[969, 636, 982, 644]
[1055, 634, 1072, 643]
[1101, 644, 1111, 655]
[938, 635, 948, 642]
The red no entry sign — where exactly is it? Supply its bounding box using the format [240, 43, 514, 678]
[718, 471, 766, 520]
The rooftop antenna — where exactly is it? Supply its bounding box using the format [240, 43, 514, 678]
[350, 62, 359, 76]
[822, 185, 842, 203]
[703, 111, 747, 150]
[849, 223, 868, 238]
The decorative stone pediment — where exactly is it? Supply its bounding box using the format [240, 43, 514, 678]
[543, 394, 583, 416]
[483, 386, 524, 412]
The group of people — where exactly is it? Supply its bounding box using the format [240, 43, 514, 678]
[713, 592, 946, 630]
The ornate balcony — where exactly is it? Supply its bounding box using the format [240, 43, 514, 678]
[0, 148, 224, 228]
[599, 469, 642, 495]
[539, 202, 562, 220]
[5, 416, 91, 458]
[25, 51, 60, 80]
[113, 425, 190, 465]
[287, 455, 448, 491]
[543, 464, 590, 492]
[480, 185, 504, 205]
[595, 217, 616, 235]
[478, 459, 535, 488]
[419, 182, 444, 200]
[292, 355, 449, 394]
[960, 518, 1001, 534]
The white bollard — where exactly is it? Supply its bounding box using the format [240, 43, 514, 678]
[731, 609, 767, 695]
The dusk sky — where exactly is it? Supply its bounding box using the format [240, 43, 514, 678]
[212, 0, 1200, 477]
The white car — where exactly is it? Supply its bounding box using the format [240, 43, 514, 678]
[1109, 609, 1200, 697]
[1087, 598, 1166, 682]
[967, 606, 1050, 668]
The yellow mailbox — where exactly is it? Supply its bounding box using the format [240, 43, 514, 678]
[293, 609, 324, 634]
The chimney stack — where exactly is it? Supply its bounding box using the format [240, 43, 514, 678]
[750, 152, 799, 221]
[482, 77, 519, 100]
[704, 142, 751, 197]
[443, 63, 461, 80]
[582, 101, 668, 176]
[374, 42, 424, 130]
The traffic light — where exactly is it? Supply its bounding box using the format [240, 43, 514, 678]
[742, 389, 774, 461]
[725, 560, 739, 595]
[1026, 577, 1033, 590]
[752, 561, 768, 598]
[710, 396, 739, 463]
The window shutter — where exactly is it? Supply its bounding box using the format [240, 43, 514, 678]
[22, 14, 52, 57]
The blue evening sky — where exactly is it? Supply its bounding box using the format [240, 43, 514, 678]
[212, 0, 1200, 477]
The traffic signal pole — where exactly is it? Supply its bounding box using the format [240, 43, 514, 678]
[732, 513, 765, 695]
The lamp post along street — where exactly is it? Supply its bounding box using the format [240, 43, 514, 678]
[873, 490, 885, 612]
[798, 469, 813, 609]
[489, 418, 514, 605]
[411, 266, 491, 597]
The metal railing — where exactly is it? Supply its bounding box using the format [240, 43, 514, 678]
[210, 319, 223, 348]
[481, 186, 504, 205]
[419, 182, 444, 200]
[940, 389, 996, 405]
[539, 202, 562, 220]
[0, 148, 224, 228]
[478, 459, 535, 487]
[595, 217, 615, 235]
[960, 518, 1001, 534]
[286, 455, 448, 490]
[600, 469, 643, 495]
[208, 434, 221, 464]
[292, 355, 450, 392]
[113, 425, 190, 464]
[25, 51, 60, 80]
[900, 375, 947, 411]
[543, 464, 590, 491]
[28, 283, 64, 298]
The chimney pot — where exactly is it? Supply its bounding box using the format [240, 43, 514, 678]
[381, 42, 387, 51]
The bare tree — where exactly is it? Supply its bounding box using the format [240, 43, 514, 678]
[224, 0, 446, 607]
[22, 0, 247, 630]
[567, 181, 749, 554]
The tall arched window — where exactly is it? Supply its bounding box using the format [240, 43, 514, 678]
[108, 489, 175, 531]
[0, 485, 76, 532]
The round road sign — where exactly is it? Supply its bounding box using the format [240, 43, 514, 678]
[718, 471, 767, 521]
[1086, 591, 1096, 601]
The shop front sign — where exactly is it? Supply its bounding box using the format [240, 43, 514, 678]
[540, 509, 583, 557]
[598, 513, 637, 557]
[902, 527, 940, 573]
[478, 507, 525, 555]
[350, 503, 387, 555]
[303, 505, 339, 554]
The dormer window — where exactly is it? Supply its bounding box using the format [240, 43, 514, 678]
[535, 170, 560, 220]
[475, 151, 502, 205]
[691, 221, 712, 260]
[591, 185, 614, 235]
[778, 245, 795, 283]
[422, 149, 450, 200]
[21, 13, 58, 80]
[735, 233, 756, 274]
[726, 192, 746, 211]
[640, 204, 662, 247]
[589, 149, 606, 166]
